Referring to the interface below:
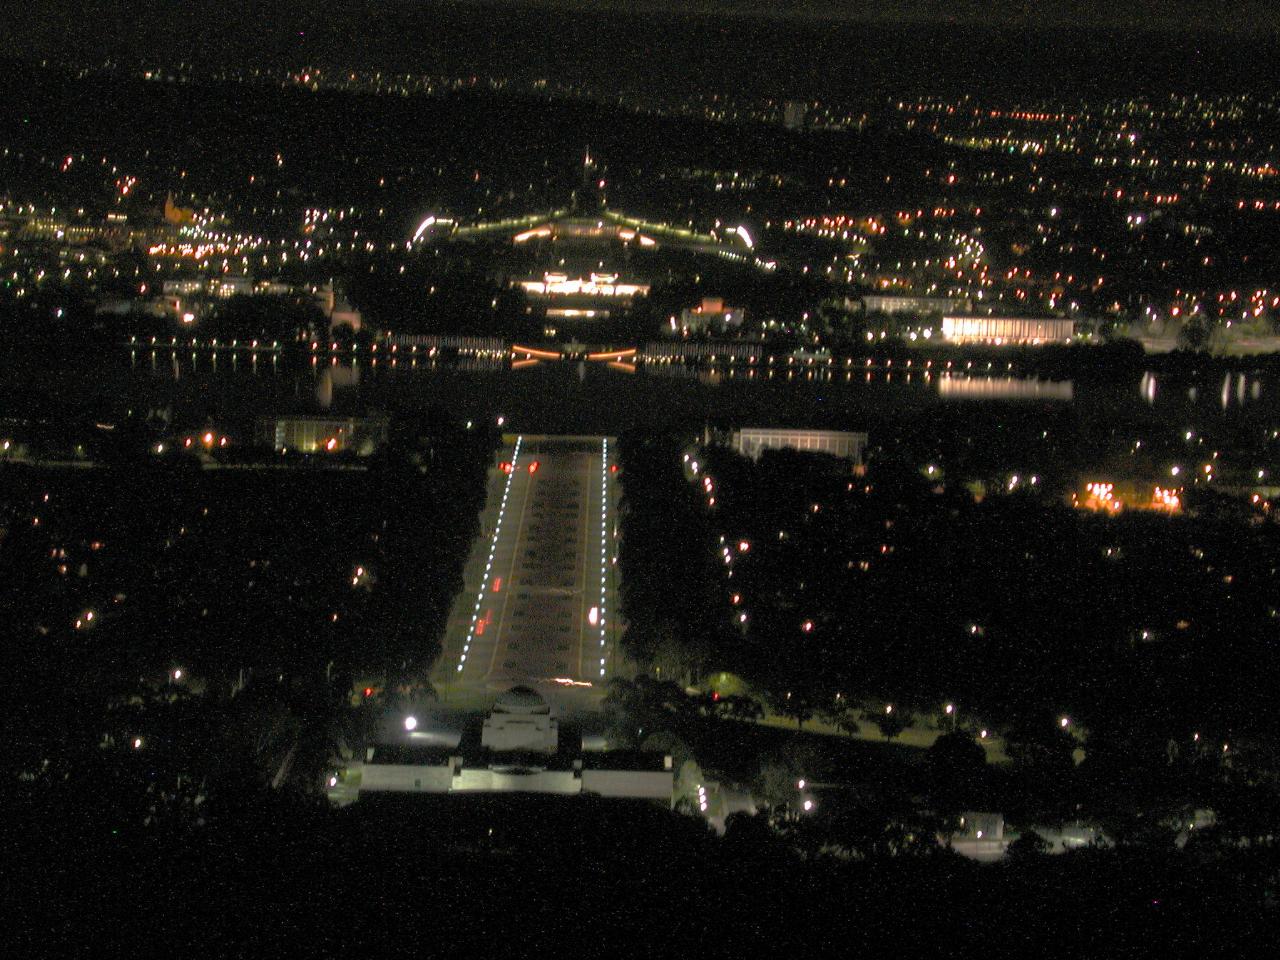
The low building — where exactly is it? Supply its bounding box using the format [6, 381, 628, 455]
[942, 315, 1075, 345]
[579, 751, 677, 802]
[254, 280, 293, 297]
[674, 297, 745, 336]
[329, 298, 362, 333]
[212, 275, 254, 299]
[783, 100, 808, 130]
[255, 415, 389, 454]
[725, 427, 868, 466]
[861, 295, 966, 316]
[163, 279, 207, 297]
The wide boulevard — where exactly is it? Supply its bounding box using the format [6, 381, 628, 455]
[434, 434, 620, 712]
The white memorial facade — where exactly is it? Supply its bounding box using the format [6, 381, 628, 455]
[353, 686, 674, 805]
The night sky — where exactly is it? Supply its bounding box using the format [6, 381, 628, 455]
[8, 0, 1275, 101]
[466, 0, 1280, 30]
[11, 0, 1280, 40]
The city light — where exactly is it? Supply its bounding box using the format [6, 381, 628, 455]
[19, 64, 1280, 899]
[1082, 482, 1122, 513]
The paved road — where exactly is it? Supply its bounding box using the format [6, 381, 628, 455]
[435, 434, 619, 713]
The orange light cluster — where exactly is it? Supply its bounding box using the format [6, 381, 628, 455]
[1152, 486, 1182, 512]
[183, 432, 229, 449]
[1081, 482, 1122, 513]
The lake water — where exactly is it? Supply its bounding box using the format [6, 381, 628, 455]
[84, 349, 1279, 442]
[6, 349, 1278, 455]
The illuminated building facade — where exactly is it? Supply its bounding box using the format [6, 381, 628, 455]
[255, 415, 389, 454]
[675, 297, 745, 336]
[729, 428, 867, 466]
[353, 686, 675, 803]
[942, 315, 1076, 344]
[517, 272, 650, 301]
[862, 294, 966, 315]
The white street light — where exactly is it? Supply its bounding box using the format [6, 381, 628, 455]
[404, 715, 418, 732]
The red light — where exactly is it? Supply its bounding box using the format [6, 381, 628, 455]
[528, 461, 540, 474]
[363, 687, 373, 697]
[500, 462, 511, 473]
[712, 691, 720, 701]
[610, 464, 618, 474]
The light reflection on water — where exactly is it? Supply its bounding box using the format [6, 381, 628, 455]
[1142, 370, 1265, 411]
[118, 349, 1280, 435]
[937, 375, 1073, 401]
[134, 349, 1079, 401]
